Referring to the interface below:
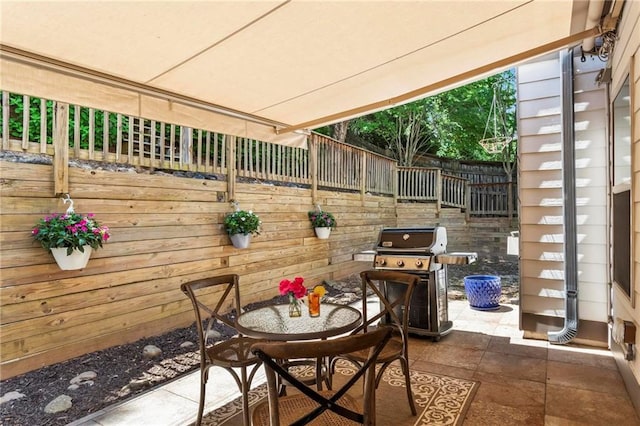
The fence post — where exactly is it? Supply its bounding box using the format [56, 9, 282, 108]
[53, 102, 69, 195]
[2, 91, 9, 150]
[393, 162, 398, 206]
[227, 135, 236, 201]
[507, 181, 513, 221]
[21, 95, 30, 150]
[309, 135, 318, 204]
[43, 99, 50, 154]
[436, 169, 442, 214]
[465, 181, 471, 222]
[103, 111, 109, 160]
[181, 126, 193, 166]
[360, 150, 366, 203]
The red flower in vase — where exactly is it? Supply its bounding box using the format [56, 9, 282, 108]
[279, 276, 307, 299]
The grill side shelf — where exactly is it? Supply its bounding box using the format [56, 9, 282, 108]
[434, 252, 478, 265]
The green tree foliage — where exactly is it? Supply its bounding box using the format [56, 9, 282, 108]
[441, 70, 516, 161]
[338, 70, 516, 164]
[349, 97, 459, 166]
[1, 93, 127, 149]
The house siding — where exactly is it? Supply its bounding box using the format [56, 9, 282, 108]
[518, 54, 566, 337]
[518, 50, 609, 341]
[609, 0, 640, 399]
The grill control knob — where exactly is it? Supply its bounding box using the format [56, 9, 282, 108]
[375, 258, 386, 266]
[415, 259, 423, 267]
[396, 260, 404, 267]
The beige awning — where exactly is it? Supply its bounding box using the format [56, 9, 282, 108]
[0, 1, 599, 148]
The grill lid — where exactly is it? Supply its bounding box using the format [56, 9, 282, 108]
[376, 227, 447, 254]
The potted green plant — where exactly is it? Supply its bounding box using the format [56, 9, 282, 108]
[308, 207, 337, 239]
[31, 196, 111, 270]
[224, 203, 261, 249]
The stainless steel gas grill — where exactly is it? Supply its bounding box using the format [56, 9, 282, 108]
[373, 227, 476, 340]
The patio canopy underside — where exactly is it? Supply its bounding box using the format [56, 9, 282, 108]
[0, 1, 599, 147]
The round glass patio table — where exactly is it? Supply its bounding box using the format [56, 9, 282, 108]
[235, 303, 362, 341]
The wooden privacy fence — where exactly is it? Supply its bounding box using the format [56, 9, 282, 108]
[0, 91, 515, 216]
[469, 182, 517, 217]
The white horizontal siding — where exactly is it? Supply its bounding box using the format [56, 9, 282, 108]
[518, 51, 608, 326]
[518, 133, 562, 154]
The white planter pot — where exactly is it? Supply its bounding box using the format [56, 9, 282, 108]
[50, 246, 93, 270]
[230, 233, 252, 249]
[314, 227, 332, 239]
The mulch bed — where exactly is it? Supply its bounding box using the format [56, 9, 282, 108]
[0, 256, 517, 426]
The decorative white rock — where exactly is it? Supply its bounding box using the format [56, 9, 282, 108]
[44, 395, 72, 413]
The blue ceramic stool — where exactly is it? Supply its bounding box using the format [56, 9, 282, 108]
[463, 275, 501, 311]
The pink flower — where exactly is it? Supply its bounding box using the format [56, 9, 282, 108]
[32, 228, 39, 236]
[279, 279, 292, 295]
[279, 276, 307, 299]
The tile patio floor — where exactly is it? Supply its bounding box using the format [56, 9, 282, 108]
[69, 300, 639, 426]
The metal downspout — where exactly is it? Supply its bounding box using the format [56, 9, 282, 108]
[548, 48, 580, 344]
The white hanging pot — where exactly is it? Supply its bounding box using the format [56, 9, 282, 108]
[50, 246, 93, 270]
[314, 227, 332, 239]
[230, 233, 252, 249]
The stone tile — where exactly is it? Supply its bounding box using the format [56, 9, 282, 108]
[163, 366, 266, 408]
[486, 336, 548, 359]
[464, 399, 545, 425]
[409, 342, 437, 363]
[439, 329, 492, 350]
[407, 335, 436, 357]
[546, 384, 640, 425]
[422, 343, 485, 370]
[472, 371, 546, 406]
[492, 325, 525, 338]
[453, 319, 500, 335]
[544, 415, 591, 426]
[464, 375, 546, 426]
[455, 307, 505, 325]
[477, 351, 547, 383]
[546, 360, 628, 397]
[410, 358, 476, 380]
[497, 307, 521, 326]
[90, 388, 198, 426]
[548, 344, 618, 370]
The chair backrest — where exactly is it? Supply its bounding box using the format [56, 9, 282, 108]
[180, 275, 242, 359]
[356, 270, 419, 340]
[252, 327, 393, 425]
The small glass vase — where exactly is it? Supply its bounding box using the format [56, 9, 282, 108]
[288, 294, 302, 317]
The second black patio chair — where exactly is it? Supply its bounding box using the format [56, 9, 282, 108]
[181, 274, 263, 426]
[251, 326, 393, 425]
[329, 269, 419, 416]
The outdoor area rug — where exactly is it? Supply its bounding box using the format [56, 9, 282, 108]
[200, 361, 479, 425]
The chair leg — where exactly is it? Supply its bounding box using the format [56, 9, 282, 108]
[400, 359, 417, 415]
[241, 366, 251, 426]
[196, 369, 207, 426]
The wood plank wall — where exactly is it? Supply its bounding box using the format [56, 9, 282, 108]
[395, 203, 513, 254]
[0, 159, 396, 378]
[0, 159, 513, 378]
